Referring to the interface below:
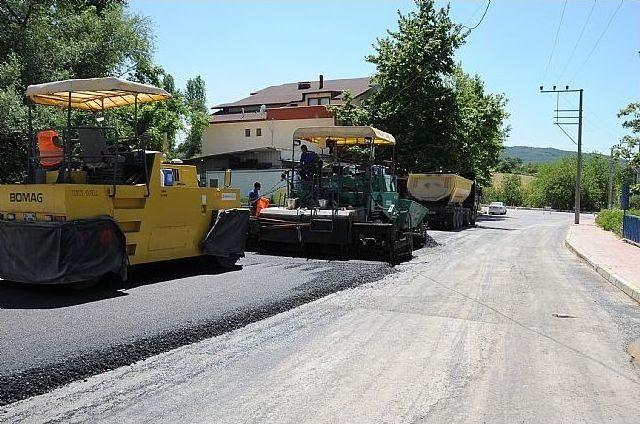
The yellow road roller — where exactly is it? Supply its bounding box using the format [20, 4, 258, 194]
[0, 77, 248, 285]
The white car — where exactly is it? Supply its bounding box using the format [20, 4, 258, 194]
[488, 202, 507, 215]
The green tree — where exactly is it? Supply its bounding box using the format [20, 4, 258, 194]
[452, 68, 509, 185]
[360, 0, 507, 184]
[501, 174, 524, 206]
[176, 76, 209, 159]
[366, 0, 465, 173]
[526, 155, 621, 211]
[0, 0, 159, 182]
[328, 90, 369, 126]
[615, 102, 640, 192]
[496, 156, 523, 174]
[0, 1, 208, 179]
[528, 157, 576, 210]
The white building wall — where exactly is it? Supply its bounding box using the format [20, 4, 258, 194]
[201, 116, 334, 159]
[205, 168, 288, 204]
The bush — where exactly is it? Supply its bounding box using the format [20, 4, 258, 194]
[501, 174, 524, 206]
[596, 208, 640, 235]
[596, 209, 624, 235]
[481, 175, 525, 206]
[526, 155, 624, 211]
[481, 185, 501, 204]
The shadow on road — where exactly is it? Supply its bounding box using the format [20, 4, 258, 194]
[474, 214, 519, 231]
[475, 225, 519, 231]
[0, 257, 242, 310]
[123, 257, 243, 290]
[476, 214, 512, 222]
[0, 282, 127, 309]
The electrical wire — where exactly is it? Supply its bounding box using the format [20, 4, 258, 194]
[463, 1, 489, 27]
[557, 0, 597, 82]
[542, 0, 568, 83]
[462, 0, 491, 31]
[384, 0, 493, 107]
[569, 0, 625, 82]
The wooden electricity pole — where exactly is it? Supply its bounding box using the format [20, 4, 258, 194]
[540, 86, 584, 224]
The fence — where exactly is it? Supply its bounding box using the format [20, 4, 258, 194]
[623, 212, 640, 244]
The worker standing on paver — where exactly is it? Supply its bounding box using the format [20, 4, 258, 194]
[299, 144, 319, 181]
[249, 182, 261, 214]
[300, 144, 319, 167]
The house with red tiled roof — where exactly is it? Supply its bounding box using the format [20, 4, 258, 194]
[190, 75, 375, 176]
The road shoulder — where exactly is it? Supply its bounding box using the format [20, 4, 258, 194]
[565, 216, 640, 304]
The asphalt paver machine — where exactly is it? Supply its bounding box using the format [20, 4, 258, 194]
[0, 77, 248, 285]
[252, 126, 428, 263]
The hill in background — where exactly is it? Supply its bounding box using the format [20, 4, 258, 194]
[500, 146, 577, 163]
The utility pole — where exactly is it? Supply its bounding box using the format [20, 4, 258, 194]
[608, 146, 614, 209]
[540, 86, 584, 224]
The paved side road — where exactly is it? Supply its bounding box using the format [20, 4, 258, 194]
[566, 214, 640, 303]
[4, 210, 640, 423]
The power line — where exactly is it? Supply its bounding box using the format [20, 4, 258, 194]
[462, 0, 491, 31]
[569, 0, 625, 82]
[558, 0, 597, 82]
[381, 1, 492, 107]
[542, 0, 568, 82]
[464, 1, 488, 27]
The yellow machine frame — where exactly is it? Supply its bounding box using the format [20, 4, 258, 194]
[0, 154, 240, 265]
[0, 77, 243, 274]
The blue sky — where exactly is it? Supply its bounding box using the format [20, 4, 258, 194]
[130, 0, 639, 154]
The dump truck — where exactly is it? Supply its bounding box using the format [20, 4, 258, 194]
[404, 173, 479, 230]
[0, 77, 249, 286]
[249, 126, 429, 263]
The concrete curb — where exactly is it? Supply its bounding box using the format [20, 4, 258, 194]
[565, 229, 640, 304]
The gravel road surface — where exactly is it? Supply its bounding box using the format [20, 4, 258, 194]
[3, 210, 640, 423]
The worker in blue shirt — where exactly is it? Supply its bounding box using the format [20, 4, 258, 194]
[300, 144, 319, 167]
[248, 181, 261, 203]
[248, 181, 261, 214]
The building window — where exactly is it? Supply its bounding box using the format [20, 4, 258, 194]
[245, 128, 250, 137]
[307, 97, 330, 106]
[256, 128, 262, 136]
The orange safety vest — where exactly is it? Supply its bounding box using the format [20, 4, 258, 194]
[37, 130, 64, 168]
[255, 197, 270, 216]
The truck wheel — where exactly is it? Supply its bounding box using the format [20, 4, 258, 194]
[446, 212, 455, 230]
[213, 256, 240, 269]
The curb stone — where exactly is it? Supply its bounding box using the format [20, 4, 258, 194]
[565, 229, 640, 305]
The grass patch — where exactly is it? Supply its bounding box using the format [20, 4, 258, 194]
[596, 209, 640, 235]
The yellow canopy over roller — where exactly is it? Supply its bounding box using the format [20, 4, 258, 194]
[25, 77, 171, 111]
[293, 126, 396, 146]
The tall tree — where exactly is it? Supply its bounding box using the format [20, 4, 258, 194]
[452, 68, 509, 184]
[366, 0, 465, 173]
[0, 1, 194, 180]
[0, 0, 159, 182]
[616, 101, 640, 192]
[329, 90, 369, 126]
[177, 76, 209, 159]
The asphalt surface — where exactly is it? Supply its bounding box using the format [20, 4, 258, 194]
[0, 246, 396, 404]
[4, 210, 640, 423]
